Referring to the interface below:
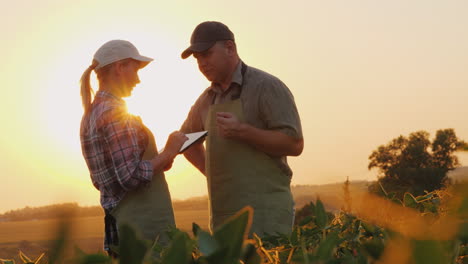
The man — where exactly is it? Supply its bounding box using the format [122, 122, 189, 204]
[180, 21, 304, 237]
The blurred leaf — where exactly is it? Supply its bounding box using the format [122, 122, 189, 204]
[47, 218, 71, 264]
[211, 206, 253, 263]
[352, 220, 361, 236]
[403, 192, 418, 209]
[391, 197, 403, 205]
[457, 186, 468, 218]
[412, 240, 452, 264]
[415, 192, 434, 202]
[0, 259, 16, 264]
[315, 199, 328, 229]
[299, 216, 313, 226]
[387, 192, 397, 200]
[458, 222, 468, 244]
[290, 227, 300, 246]
[422, 201, 437, 214]
[192, 222, 202, 237]
[75, 254, 112, 264]
[378, 182, 388, 198]
[241, 243, 261, 264]
[197, 230, 219, 256]
[361, 221, 376, 236]
[316, 231, 339, 261]
[362, 237, 385, 260]
[118, 224, 150, 264]
[161, 231, 192, 264]
[459, 244, 468, 256]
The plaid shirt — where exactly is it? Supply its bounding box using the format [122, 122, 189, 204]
[80, 90, 153, 250]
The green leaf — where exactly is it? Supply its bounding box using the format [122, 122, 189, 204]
[457, 222, 468, 244]
[192, 222, 202, 237]
[403, 192, 418, 208]
[389, 197, 402, 206]
[197, 229, 219, 256]
[118, 224, 150, 264]
[47, 219, 71, 264]
[212, 206, 253, 263]
[315, 231, 339, 261]
[362, 238, 385, 260]
[76, 254, 112, 264]
[315, 199, 328, 229]
[412, 240, 452, 264]
[161, 231, 192, 264]
[299, 215, 313, 226]
[361, 221, 375, 236]
[290, 226, 300, 246]
[378, 182, 388, 197]
[415, 192, 434, 202]
[241, 243, 261, 264]
[352, 220, 361, 236]
[422, 201, 438, 214]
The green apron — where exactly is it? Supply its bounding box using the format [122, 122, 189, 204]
[111, 125, 175, 246]
[205, 96, 294, 237]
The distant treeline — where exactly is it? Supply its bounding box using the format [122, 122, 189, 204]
[0, 202, 103, 222]
[0, 196, 211, 222]
[0, 182, 370, 222]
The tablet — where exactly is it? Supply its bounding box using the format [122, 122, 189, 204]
[179, 131, 208, 153]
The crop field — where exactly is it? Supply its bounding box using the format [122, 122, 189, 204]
[0, 208, 209, 260]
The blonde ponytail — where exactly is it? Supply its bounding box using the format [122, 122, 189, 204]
[80, 60, 98, 113]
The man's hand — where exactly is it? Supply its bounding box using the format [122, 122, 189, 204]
[216, 112, 243, 139]
[216, 112, 303, 157]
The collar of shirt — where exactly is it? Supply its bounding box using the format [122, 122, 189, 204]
[95, 90, 126, 106]
[208, 61, 244, 95]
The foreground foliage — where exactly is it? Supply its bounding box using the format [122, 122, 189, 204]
[1, 183, 467, 264]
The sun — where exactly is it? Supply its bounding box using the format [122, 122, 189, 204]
[124, 37, 208, 148]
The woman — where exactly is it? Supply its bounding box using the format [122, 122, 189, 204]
[79, 39, 187, 257]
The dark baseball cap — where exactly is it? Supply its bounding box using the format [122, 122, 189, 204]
[181, 21, 235, 59]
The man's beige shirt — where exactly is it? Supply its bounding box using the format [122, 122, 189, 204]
[181, 61, 303, 177]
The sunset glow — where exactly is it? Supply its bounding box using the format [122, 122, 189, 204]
[1, 0, 468, 213]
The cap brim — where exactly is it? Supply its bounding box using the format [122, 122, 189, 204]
[181, 42, 216, 59]
[133, 55, 153, 68]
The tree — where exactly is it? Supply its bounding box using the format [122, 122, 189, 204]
[368, 128, 466, 198]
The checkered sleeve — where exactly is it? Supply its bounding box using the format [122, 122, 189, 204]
[101, 108, 153, 191]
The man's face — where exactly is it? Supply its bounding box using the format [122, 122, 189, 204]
[193, 41, 230, 83]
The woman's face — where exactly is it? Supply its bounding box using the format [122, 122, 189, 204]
[119, 59, 141, 97]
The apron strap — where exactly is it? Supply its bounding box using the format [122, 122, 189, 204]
[211, 62, 248, 105]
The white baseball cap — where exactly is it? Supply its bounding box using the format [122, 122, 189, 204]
[93, 39, 153, 70]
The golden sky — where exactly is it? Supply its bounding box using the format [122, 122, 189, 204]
[1, 0, 467, 213]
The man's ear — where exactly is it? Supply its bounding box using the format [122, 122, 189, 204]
[225, 40, 236, 55]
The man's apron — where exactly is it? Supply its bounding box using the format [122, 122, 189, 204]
[205, 64, 294, 237]
[111, 125, 175, 246]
